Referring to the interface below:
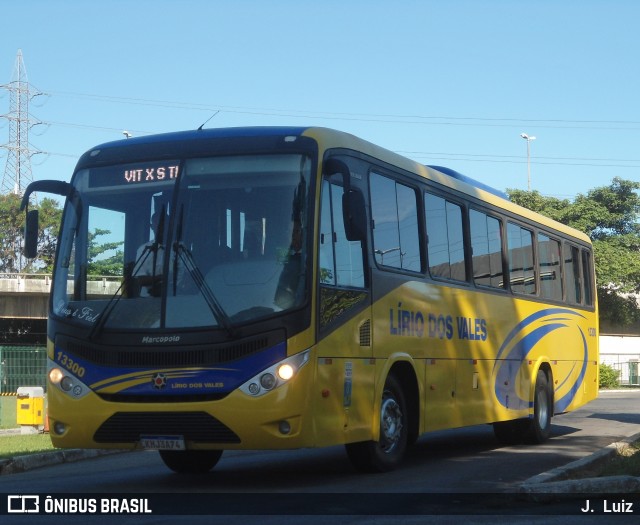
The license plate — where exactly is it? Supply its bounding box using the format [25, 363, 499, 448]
[139, 435, 186, 450]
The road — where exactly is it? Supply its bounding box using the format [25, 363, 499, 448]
[1, 390, 639, 524]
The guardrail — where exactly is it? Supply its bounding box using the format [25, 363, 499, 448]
[0, 273, 121, 295]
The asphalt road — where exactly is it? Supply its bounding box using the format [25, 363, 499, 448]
[1, 390, 639, 524]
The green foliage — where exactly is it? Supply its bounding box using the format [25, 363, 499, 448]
[87, 228, 124, 277]
[0, 193, 124, 278]
[0, 194, 62, 273]
[0, 193, 26, 273]
[599, 363, 620, 389]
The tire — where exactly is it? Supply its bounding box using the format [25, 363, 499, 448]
[525, 369, 552, 444]
[493, 369, 552, 445]
[345, 374, 408, 473]
[159, 450, 223, 474]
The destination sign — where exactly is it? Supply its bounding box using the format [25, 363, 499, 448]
[88, 161, 180, 188]
[123, 165, 180, 184]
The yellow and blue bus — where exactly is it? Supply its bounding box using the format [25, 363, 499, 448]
[22, 127, 598, 473]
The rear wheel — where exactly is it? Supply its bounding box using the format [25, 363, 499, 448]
[159, 450, 223, 474]
[525, 369, 552, 443]
[493, 369, 552, 445]
[345, 374, 408, 472]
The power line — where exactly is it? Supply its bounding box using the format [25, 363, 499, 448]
[49, 90, 640, 131]
[19, 89, 640, 171]
[400, 151, 640, 168]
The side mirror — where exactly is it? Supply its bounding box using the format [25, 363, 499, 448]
[342, 188, 367, 242]
[24, 209, 39, 259]
[323, 158, 367, 242]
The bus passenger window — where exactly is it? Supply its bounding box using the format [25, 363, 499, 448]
[425, 193, 466, 281]
[469, 209, 504, 288]
[507, 222, 536, 295]
[564, 243, 582, 304]
[370, 172, 420, 272]
[538, 233, 562, 301]
[582, 250, 594, 306]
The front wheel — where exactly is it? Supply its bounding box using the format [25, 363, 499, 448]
[345, 374, 408, 472]
[159, 449, 223, 474]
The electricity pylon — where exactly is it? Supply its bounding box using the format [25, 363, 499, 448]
[1, 49, 44, 195]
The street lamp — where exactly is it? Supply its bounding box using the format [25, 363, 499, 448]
[520, 133, 536, 191]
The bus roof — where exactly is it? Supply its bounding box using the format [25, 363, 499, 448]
[80, 126, 591, 245]
[302, 127, 591, 245]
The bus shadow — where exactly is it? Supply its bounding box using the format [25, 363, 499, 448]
[587, 412, 640, 425]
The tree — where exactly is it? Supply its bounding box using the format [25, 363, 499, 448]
[0, 193, 63, 273]
[0, 193, 24, 273]
[508, 178, 640, 327]
[87, 227, 124, 276]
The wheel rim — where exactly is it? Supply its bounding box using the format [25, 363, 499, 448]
[380, 395, 403, 453]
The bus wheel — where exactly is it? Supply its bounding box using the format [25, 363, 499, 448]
[525, 370, 552, 444]
[159, 450, 223, 474]
[345, 374, 408, 472]
[493, 370, 552, 445]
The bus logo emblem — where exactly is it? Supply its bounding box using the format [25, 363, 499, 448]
[152, 373, 167, 389]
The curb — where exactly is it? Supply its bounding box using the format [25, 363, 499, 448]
[0, 448, 127, 476]
[519, 431, 640, 500]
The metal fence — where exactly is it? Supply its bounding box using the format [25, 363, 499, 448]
[0, 345, 47, 394]
[603, 359, 640, 386]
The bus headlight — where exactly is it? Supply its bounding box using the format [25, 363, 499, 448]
[49, 367, 64, 385]
[60, 376, 75, 392]
[277, 364, 294, 381]
[47, 358, 90, 399]
[260, 373, 277, 390]
[240, 349, 310, 397]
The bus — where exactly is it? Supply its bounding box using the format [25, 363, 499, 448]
[21, 126, 598, 473]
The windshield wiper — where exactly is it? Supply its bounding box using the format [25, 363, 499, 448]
[89, 242, 162, 340]
[173, 241, 235, 337]
[88, 243, 157, 341]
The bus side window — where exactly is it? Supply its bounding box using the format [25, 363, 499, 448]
[538, 233, 563, 302]
[582, 249, 594, 306]
[370, 172, 421, 272]
[425, 193, 466, 282]
[469, 209, 504, 289]
[319, 178, 365, 288]
[507, 222, 536, 295]
[564, 243, 582, 304]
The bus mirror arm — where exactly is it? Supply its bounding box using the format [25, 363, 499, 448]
[19, 179, 75, 211]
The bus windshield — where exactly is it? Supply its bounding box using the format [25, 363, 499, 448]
[52, 153, 312, 332]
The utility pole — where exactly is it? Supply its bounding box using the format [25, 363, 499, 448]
[1, 49, 44, 196]
[520, 133, 536, 191]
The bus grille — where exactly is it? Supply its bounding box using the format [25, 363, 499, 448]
[93, 411, 241, 444]
[59, 330, 283, 368]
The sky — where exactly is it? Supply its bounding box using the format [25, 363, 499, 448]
[2, 0, 640, 201]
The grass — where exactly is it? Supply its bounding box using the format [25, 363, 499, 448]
[1, 395, 56, 461]
[0, 433, 55, 460]
[0, 396, 18, 430]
